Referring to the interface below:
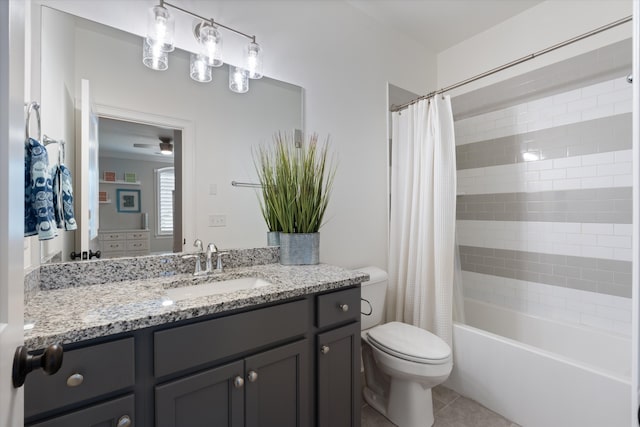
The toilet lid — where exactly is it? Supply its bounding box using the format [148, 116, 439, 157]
[367, 322, 451, 364]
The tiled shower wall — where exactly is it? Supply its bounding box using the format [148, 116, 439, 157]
[454, 41, 632, 337]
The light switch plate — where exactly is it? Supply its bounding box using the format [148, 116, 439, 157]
[208, 214, 226, 227]
[209, 183, 217, 195]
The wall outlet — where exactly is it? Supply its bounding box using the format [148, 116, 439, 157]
[208, 214, 226, 227]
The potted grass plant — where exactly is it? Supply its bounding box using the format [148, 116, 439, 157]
[254, 131, 336, 264]
[255, 144, 282, 246]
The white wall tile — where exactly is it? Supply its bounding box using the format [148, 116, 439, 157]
[597, 162, 632, 176]
[552, 156, 581, 169]
[582, 80, 614, 97]
[580, 104, 614, 121]
[461, 271, 631, 337]
[567, 97, 597, 113]
[457, 220, 632, 261]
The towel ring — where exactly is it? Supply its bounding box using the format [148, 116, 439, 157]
[25, 102, 41, 142]
[361, 298, 373, 316]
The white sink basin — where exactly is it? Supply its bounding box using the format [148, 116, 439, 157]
[165, 277, 273, 301]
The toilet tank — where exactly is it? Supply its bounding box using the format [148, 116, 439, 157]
[356, 266, 388, 330]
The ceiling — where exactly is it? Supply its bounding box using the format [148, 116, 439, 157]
[347, 0, 543, 53]
[99, 118, 175, 163]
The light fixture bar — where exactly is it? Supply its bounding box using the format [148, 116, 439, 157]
[161, 0, 256, 42]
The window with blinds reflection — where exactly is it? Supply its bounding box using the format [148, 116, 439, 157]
[156, 167, 175, 235]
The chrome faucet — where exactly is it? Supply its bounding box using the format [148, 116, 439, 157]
[205, 243, 229, 273]
[205, 243, 218, 273]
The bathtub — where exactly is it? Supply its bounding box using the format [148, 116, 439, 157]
[444, 299, 631, 427]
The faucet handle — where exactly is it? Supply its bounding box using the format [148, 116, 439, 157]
[182, 253, 203, 275]
[215, 251, 230, 272]
[194, 239, 204, 252]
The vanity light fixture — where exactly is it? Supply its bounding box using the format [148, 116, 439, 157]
[143, 0, 263, 92]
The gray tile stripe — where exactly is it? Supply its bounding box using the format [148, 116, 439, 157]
[459, 245, 631, 298]
[457, 187, 632, 224]
[456, 113, 631, 170]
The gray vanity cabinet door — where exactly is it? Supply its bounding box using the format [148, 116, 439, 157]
[155, 361, 244, 427]
[317, 322, 361, 427]
[244, 339, 309, 427]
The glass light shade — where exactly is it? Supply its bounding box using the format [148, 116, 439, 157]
[190, 53, 212, 83]
[199, 23, 223, 67]
[143, 39, 168, 71]
[146, 5, 175, 52]
[245, 41, 263, 79]
[229, 65, 249, 93]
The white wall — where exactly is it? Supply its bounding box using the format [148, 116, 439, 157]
[39, 0, 436, 270]
[437, 0, 632, 95]
[24, 5, 77, 269]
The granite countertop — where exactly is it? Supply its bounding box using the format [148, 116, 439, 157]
[24, 263, 369, 349]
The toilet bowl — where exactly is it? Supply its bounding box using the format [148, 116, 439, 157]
[358, 267, 452, 427]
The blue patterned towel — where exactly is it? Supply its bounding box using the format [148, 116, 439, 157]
[53, 164, 77, 231]
[24, 138, 58, 240]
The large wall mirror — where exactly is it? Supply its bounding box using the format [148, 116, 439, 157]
[35, 5, 303, 263]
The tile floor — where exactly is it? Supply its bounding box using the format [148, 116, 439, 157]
[361, 385, 520, 427]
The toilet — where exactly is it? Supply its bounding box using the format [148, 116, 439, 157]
[358, 266, 453, 427]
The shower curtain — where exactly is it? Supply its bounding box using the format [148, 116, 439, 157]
[388, 95, 462, 346]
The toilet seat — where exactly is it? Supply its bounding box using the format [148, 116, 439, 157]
[367, 321, 451, 364]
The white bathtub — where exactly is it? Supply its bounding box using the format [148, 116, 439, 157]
[445, 299, 631, 427]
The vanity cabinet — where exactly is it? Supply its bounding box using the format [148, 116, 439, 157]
[315, 288, 362, 427]
[156, 340, 308, 427]
[25, 286, 360, 427]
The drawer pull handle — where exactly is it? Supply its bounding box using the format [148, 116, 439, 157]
[117, 415, 132, 427]
[66, 373, 84, 387]
[247, 370, 258, 383]
[233, 375, 244, 388]
[339, 303, 349, 312]
[320, 345, 330, 355]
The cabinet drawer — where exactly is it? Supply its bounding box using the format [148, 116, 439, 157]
[99, 232, 125, 241]
[126, 240, 149, 251]
[28, 394, 134, 427]
[101, 241, 125, 252]
[25, 338, 135, 418]
[155, 299, 309, 378]
[126, 231, 149, 240]
[316, 287, 360, 328]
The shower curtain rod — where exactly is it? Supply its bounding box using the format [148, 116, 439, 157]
[390, 15, 633, 113]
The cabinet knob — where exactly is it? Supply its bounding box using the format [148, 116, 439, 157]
[233, 375, 244, 388]
[247, 370, 258, 382]
[339, 303, 349, 312]
[12, 344, 64, 388]
[66, 373, 84, 387]
[320, 345, 330, 355]
[117, 415, 132, 427]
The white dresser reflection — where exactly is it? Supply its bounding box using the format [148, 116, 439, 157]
[98, 229, 150, 258]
